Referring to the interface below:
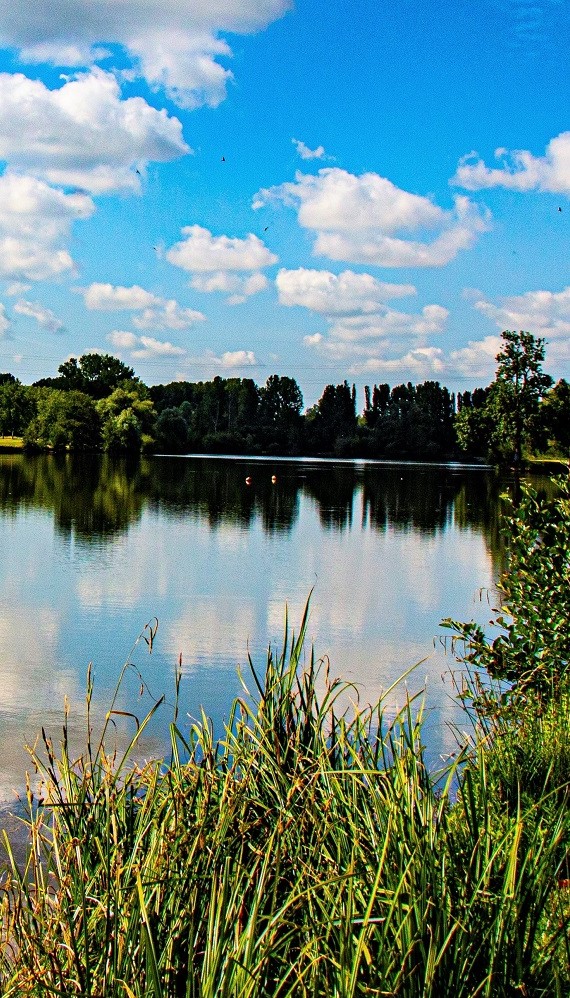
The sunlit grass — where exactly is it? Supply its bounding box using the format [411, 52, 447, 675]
[0, 604, 568, 996]
[0, 436, 23, 450]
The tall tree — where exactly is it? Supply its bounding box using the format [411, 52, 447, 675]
[540, 379, 570, 456]
[58, 353, 138, 399]
[0, 380, 35, 437]
[493, 330, 553, 465]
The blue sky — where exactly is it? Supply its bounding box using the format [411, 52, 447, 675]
[0, 0, 567, 405]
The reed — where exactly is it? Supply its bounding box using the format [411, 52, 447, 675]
[0, 603, 568, 996]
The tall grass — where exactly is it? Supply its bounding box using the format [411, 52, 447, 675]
[0, 603, 569, 996]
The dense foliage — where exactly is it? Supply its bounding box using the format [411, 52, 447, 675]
[0, 330, 568, 460]
[444, 477, 570, 697]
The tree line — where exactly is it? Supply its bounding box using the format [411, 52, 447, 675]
[0, 330, 568, 463]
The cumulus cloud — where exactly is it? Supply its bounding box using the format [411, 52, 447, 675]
[277, 264, 448, 372]
[470, 287, 570, 369]
[0, 303, 12, 339]
[180, 348, 259, 372]
[0, 0, 289, 109]
[167, 225, 276, 301]
[453, 133, 570, 196]
[276, 268, 416, 314]
[5, 282, 31, 297]
[80, 282, 206, 329]
[214, 349, 257, 367]
[167, 225, 277, 272]
[0, 70, 190, 194]
[348, 347, 446, 377]
[0, 173, 93, 280]
[325, 305, 449, 343]
[254, 168, 489, 267]
[82, 283, 159, 311]
[473, 287, 570, 338]
[107, 330, 186, 358]
[303, 306, 449, 367]
[14, 299, 65, 332]
[133, 300, 206, 330]
[447, 335, 502, 380]
[106, 330, 138, 350]
[292, 138, 326, 160]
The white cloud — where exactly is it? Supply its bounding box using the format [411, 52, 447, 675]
[107, 330, 138, 350]
[447, 336, 502, 380]
[182, 348, 259, 371]
[453, 133, 570, 195]
[0, 303, 12, 339]
[276, 268, 416, 314]
[349, 347, 447, 377]
[303, 306, 449, 368]
[215, 349, 257, 367]
[0, 70, 190, 195]
[470, 287, 570, 370]
[292, 138, 326, 160]
[14, 299, 64, 332]
[133, 300, 206, 330]
[80, 283, 206, 329]
[0, 0, 289, 110]
[254, 168, 489, 267]
[168, 225, 277, 272]
[0, 173, 93, 280]
[278, 264, 448, 373]
[188, 272, 269, 304]
[325, 305, 449, 343]
[473, 287, 570, 339]
[106, 330, 186, 358]
[167, 225, 276, 301]
[82, 283, 160, 311]
[5, 282, 31, 297]
[133, 336, 186, 358]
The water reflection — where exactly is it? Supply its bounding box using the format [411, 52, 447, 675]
[0, 454, 511, 566]
[0, 452, 539, 806]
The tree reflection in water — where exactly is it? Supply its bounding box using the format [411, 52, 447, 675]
[0, 453, 537, 575]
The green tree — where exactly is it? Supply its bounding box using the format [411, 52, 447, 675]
[259, 375, 303, 425]
[259, 375, 304, 453]
[540, 379, 570, 456]
[24, 390, 101, 451]
[97, 386, 156, 453]
[443, 478, 570, 697]
[155, 407, 190, 452]
[493, 330, 553, 465]
[58, 353, 138, 399]
[0, 380, 35, 436]
[454, 387, 495, 459]
[306, 381, 358, 454]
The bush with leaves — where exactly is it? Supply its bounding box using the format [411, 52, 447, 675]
[443, 477, 570, 697]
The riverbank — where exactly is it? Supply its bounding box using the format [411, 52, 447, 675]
[0, 437, 23, 452]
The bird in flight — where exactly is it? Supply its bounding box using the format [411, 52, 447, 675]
[221, 156, 226, 162]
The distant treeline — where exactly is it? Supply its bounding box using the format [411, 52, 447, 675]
[0, 332, 568, 463]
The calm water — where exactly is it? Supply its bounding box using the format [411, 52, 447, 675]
[0, 452, 517, 807]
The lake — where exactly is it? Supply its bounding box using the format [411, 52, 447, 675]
[0, 452, 518, 810]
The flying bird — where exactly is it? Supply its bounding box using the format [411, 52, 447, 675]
[558, 206, 563, 212]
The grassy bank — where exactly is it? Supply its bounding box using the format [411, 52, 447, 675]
[0, 436, 23, 451]
[1, 483, 570, 996]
